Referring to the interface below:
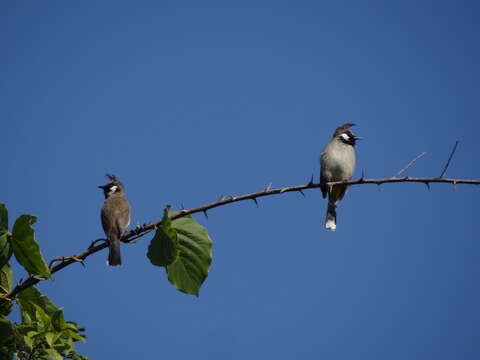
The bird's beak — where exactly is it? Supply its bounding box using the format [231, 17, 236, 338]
[98, 185, 106, 189]
[353, 135, 363, 140]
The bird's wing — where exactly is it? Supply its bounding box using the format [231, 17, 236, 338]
[319, 151, 328, 198]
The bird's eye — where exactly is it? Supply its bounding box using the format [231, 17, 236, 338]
[340, 133, 350, 141]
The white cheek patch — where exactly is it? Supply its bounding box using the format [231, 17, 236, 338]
[340, 133, 350, 141]
[108, 185, 118, 195]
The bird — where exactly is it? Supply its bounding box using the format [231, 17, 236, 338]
[98, 174, 131, 266]
[320, 123, 360, 231]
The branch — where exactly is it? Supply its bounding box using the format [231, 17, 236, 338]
[394, 152, 426, 177]
[2, 176, 479, 301]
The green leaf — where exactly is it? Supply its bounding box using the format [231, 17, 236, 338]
[52, 310, 66, 332]
[0, 264, 13, 316]
[45, 331, 56, 347]
[166, 214, 212, 296]
[0, 317, 15, 360]
[62, 329, 86, 342]
[11, 215, 51, 279]
[33, 303, 52, 331]
[45, 348, 63, 360]
[23, 333, 34, 349]
[0, 203, 7, 232]
[18, 287, 60, 324]
[147, 206, 179, 267]
[0, 232, 12, 270]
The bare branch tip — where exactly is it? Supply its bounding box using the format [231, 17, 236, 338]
[439, 141, 459, 178]
[395, 152, 427, 177]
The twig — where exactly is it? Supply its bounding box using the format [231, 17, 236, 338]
[439, 141, 459, 178]
[395, 152, 426, 177]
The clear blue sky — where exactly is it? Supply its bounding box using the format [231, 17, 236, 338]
[2, 1, 479, 359]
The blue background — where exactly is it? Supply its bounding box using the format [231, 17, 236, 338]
[2, 1, 479, 359]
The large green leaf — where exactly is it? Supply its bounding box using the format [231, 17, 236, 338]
[0, 203, 7, 232]
[0, 317, 14, 360]
[147, 207, 179, 267]
[166, 214, 212, 296]
[0, 264, 13, 316]
[11, 215, 51, 279]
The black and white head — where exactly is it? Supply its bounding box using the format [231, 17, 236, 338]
[98, 174, 126, 199]
[332, 123, 361, 146]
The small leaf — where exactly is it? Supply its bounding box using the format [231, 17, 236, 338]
[0, 203, 7, 232]
[0, 316, 15, 360]
[18, 287, 60, 325]
[33, 303, 52, 331]
[0, 231, 12, 269]
[45, 348, 63, 360]
[0, 264, 13, 316]
[23, 334, 34, 349]
[0, 204, 10, 269]
[166, 214, 213, 296]
[11, 215, 51, 279]
[52, 310, 66, 332]
[63, 329, 87, 342]
[147, 206, 179, 267]
[45, 331, 56, 347]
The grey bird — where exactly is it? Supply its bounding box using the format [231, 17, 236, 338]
[320, 123, 360, 231]
[98, 174, 131, 266]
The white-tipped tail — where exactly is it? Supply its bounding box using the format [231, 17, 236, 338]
[325, 219, 336, 231]
[325, 202, 337, 231]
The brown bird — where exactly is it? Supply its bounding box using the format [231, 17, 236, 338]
[98, 174, 131, 266]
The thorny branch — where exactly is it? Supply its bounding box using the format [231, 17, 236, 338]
[2, 142, 477, 301]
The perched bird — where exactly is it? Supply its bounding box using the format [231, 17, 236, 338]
[320, 123, 360, 231]
[98, 174, 131, 266]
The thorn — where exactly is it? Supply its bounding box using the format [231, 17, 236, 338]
[308, 175, 314, 186]
[360, 170, 365, 180]
[298, 189, 305, 197]
[280, 188, 288, 193]
[377, 184, 382, 192]
[252, 198, 259, 207]
[265, 183, 272, 191]
[453, 180, 457, 191]
[203, 210, 209, 220]
[219, 194, 225, 201]
[424, 182, 430, 190]
[88, 238, 107, 249]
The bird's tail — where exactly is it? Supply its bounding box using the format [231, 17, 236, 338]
[325, 201, 337, 231]
[108, 234, 122, 266]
